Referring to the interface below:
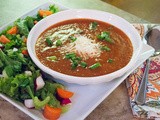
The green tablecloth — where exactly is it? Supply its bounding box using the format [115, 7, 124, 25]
[0, 0, 148, 27]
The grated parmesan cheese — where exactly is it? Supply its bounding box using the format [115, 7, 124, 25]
[60, 36, 101, 60]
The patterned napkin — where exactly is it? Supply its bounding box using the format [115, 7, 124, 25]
[126, 24, 160, 119]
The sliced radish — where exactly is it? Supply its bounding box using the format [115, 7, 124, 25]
[56, 93, 72, 105]
[35, 75, 45, 91]
[24, 99, 34, 109]
[60, 98, 71, 105]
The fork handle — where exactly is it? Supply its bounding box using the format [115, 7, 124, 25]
[135, 59, 150, 105]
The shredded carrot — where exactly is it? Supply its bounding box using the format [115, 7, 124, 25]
[43, 105, 61, 120]
[38, 10, 53, 17]
[7, 26, 18, 34]
[57, 88, 74, 99]
[22, 49, 28, 55]
[34, 20, 38, 24]
[0, 35, 11, 44]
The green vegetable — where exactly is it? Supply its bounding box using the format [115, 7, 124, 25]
[4, 34, 23, 50]
[26, 85, 50, 109]
[0, 4, 71, 113]
[107, 58, 114, 63]
[0, 77, 14, 96]
[0, 59, 3, 68]
[34, 96, 50, 109]
[65, 53, 83, 69]
[71, 60, 79, 69]
[56, 40, 62, 46]
[61, 105, 71, 113]
[45, 38, 53, 46]
[46, 56, 57, 62]
[41, 82, 63, 107]
[49, 5, 59, 13]
[47, 93, 60, 108]
[14, 19, 29, 37]
[97, 31, 113, 43]
[101, 46, 111, 51]
[3, 65, 14, 77]
[25, 16, 34, 30]
[89, 22, 98, 30]
[0, 49, 10, 65]
[80, 61, 87, 68]
[43, 82, 64, 95]
[0, 49, 23, 77]
[65, 53, 76, 59]
[89, 62, 101, 69]
[69, 36, 77, 42]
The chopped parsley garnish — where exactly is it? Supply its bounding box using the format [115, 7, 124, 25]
[46, 56, 57, 62]
[65, 53, 88, 69]
[89, 22, 98, 30]
[89, 62, 101, 69]
[45, 38, 53, 46]
[101, 46, 111, 51]
[69, 36, 77, 42]
[97, 31, 113, 43]
[56, 40, 62, 46]
[65, 53, 76, 59]
[107, 58, 114, 63]
[71, 60, 79, 69]
[80, 61, 87, 68]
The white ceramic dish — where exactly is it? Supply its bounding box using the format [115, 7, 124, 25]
[0, 2, 154, 120]
[27, 8, 143, 85]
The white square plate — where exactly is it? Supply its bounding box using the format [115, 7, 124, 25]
[0, 2, 154, 120]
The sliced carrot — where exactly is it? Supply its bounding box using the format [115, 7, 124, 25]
[7, 26, 18, 34]
[22, 49, 28, 55]
[43, 105, 61, 120]
[57, 88, 74, 99]
[0, 35, 11, 44]
[34, 20, 38, 24]
[38, 10, 53, 17]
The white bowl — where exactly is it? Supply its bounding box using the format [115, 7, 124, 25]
[27, 9, 142, 85]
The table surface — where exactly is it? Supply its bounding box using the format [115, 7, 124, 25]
[0, 0, 147, 120]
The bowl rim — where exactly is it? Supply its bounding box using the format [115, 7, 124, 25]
[27, 9, 142, 84]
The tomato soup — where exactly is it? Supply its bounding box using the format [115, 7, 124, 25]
[35, 19, 133, 77]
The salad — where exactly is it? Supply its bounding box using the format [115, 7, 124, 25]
[0, 5, 74, 120]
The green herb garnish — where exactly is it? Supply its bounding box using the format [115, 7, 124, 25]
[65, 53, 85, 69]
[80, 61, 87, 68]
[56, 40, 62, 46]
[71, 60, 79, 69]
[46, 56, 57, 62]
[89, 62, 101, 69]
[89, 22, 98, 30]
[45, 38, 53, 46]
[107, 58, 114, 63]
[65, 53, 76, 59]
[69, 36, 77, 42]
[97, 31, 113, 43]
[101, 46, 111, 51]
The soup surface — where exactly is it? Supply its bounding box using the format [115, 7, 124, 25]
[35, 19, 133, 77]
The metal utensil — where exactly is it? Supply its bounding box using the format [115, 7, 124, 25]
[135, 26, 160, 105]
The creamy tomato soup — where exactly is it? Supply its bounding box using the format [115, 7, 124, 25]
[35, 19, 133, 77]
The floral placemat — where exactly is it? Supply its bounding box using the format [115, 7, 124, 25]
[126, 24, 160, 119]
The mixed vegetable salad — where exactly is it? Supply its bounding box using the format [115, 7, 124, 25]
[0, 5, 74, 120]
